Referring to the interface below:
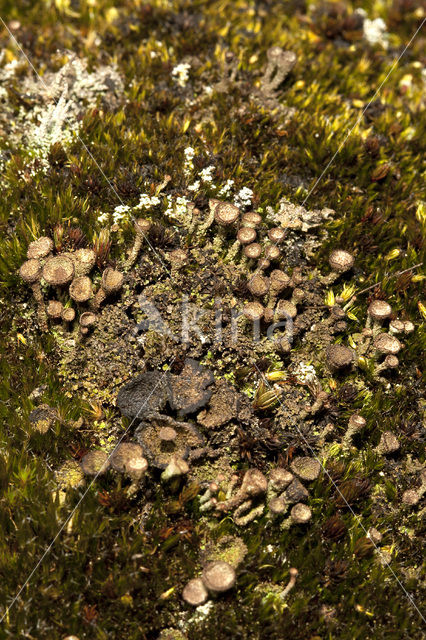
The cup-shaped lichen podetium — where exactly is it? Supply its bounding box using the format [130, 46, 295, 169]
[248, 274, 270, 299]
[79, 311, 97, 336]
[182, 578, 209, 607]
[366, 299, 392, 333]
[373, 333, 402, 356]
[241, 211, 262, 229]
[46, 299, 64, 322]
[92, 267, 124, 310]
[201, 561, 236, 594]
[19, 258, 48, 331]
[69, 276, 93, 306]
[323, 249, 355, 285]
[123, 217, 152, 270]
[212, 201, 240, 252]
[110, 442, 148, 481]
[326, 344, 354, 372]
[261, 47, 297, 94]
[42, 255, 75, 287]
[268, 227, 286, 245]
[73, 248, 96, 276]
[241, 301, 265, 338]
[62, 306, 76, 329]
[136, 413, 205, 469]
[267, 269, 290, 309]
[226, 226, 257, 262]
[240, 242, 262, 267]
[26, 236, 53, 260]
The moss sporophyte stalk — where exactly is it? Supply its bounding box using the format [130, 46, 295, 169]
[1, 1, 425, 638]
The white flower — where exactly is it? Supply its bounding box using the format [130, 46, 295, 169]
[399, 74, 413, 91]
[135, 193, 161, 209]
[199, 165, 215, 183]
[355, 8, 367, 18]
[187, 180, 200, 192]
[171, 62, 191, 87]
[234, 186, 253, 208]
[218, 179, 234, 197]
[164, 195, 190, 223]
[112, 204, 131, 223]
[363, 17, 389, 48]
[183, 146, 195, 176]
[3, 58, 19, 76]
[97, 211, 110, 224]
[184, 146, 195, 161]
[196, 601, 214, 615]
[163, 194, 173, 215]
[293, 362, 317, 384]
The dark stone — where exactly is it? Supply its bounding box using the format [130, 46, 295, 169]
[169, 358, 215, 417]
[197, 380, 240, 429]
[116, 371, 171, 420]
[116, 359, 215, 422]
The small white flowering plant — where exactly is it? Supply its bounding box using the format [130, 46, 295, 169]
[182, 145, 254, 209]
[171, 62, 191, 88]
[95, 142, 258, 232]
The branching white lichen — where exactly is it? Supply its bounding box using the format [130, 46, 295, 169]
[27, 89, 73, 162]
[0, 53, 124, 172]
